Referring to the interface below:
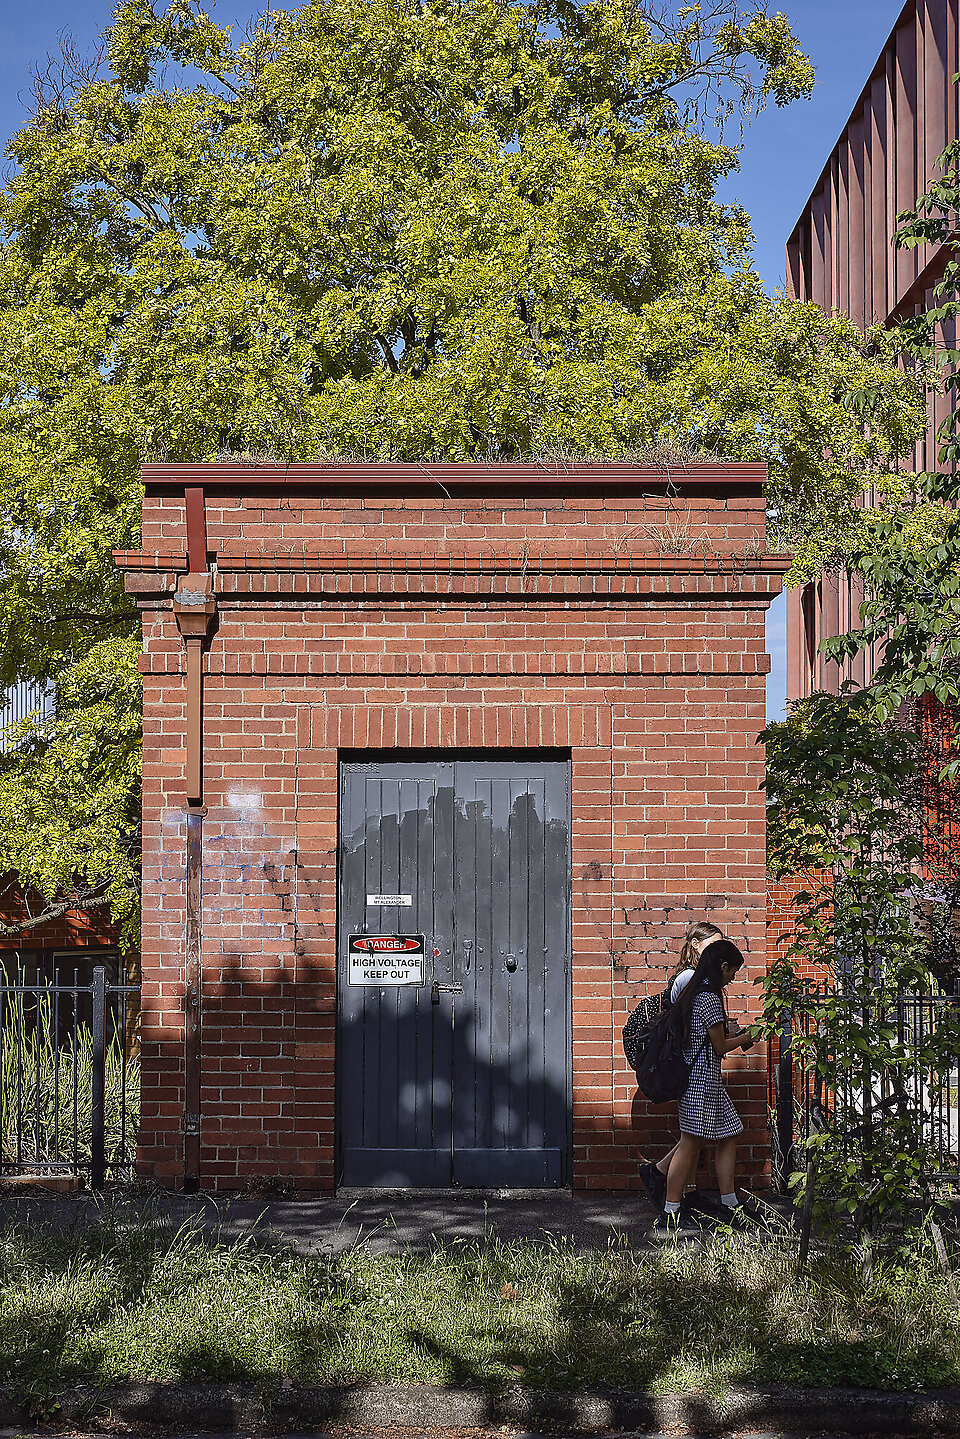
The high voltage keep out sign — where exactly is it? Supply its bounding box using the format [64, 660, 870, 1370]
[348, 934, 426, 986]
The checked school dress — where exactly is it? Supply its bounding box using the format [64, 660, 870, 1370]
[678, 989, 743, 1141]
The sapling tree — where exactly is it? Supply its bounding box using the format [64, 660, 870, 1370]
[764, 684, 960, 1239]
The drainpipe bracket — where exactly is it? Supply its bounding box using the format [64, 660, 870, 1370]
[173, 572, 217, 639]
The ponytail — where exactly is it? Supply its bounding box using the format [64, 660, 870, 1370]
[669, 920, 724, 987]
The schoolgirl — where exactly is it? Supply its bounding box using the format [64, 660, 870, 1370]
[638, 920, 724, 1206]
[654, 938, 754, 1235]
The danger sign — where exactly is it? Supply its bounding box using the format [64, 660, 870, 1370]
[348, 934, 425, 986]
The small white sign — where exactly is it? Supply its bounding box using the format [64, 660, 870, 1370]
[348, 934, 425, 986]
[366, 893, 413, 906]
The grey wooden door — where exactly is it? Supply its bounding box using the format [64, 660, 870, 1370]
[337, 759, 570, 1187]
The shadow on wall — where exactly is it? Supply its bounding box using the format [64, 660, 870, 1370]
[143, 766, 768, 1192]
[335, 770, 572, 1187]
[137, 941, 765, 1195]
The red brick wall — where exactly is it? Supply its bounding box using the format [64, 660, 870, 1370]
[766, 872, 834, 988]
[126, 464, 784, 1191]
[766, 876, 799, 972]
[0, 873, 120, 954]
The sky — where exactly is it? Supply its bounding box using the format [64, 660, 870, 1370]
[0, 0, 913, 721]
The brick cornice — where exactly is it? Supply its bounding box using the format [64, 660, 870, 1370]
[121, 553, 788, 604]
[213, 550, 788, 574]
[116, 548, 789, 575]
[140, 460, 768, 498]
[114, 549, 187, 572]
[213, 571, 783, 602]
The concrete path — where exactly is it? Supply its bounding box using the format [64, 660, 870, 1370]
[0, 1431, 898, 1439]
[0, 1431, 908, 1439]
[0, 1186, 792, 1254]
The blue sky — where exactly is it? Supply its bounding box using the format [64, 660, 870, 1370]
[0, 1, 911, 720]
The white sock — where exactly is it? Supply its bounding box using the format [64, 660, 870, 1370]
[664, 1200, 681, 1215]
[721, 1192, 739, 1208]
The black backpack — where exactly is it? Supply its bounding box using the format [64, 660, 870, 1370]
[622, 988, 671, 1072]
[634, 1011, 707, 1103]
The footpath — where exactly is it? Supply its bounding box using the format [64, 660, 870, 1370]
[1, 1186, 959, 1437]
[0, 1185, 678, 1255]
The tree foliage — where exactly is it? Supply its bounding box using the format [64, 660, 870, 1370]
[0, 0, 926, 938]
[763, 687, 958, 1238]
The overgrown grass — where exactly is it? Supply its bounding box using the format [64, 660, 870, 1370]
[0, 993, 139, 1174]
[0, 1204, 958, 1403]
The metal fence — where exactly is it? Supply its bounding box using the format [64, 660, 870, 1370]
[769, 990, 960, 1190]
[0, 965, 140, 1187]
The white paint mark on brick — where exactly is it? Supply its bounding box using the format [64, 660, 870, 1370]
[227, 787, 263, 812]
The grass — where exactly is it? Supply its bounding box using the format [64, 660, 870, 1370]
[207, 441, 728, 467]
[0, 1203, 959, 1406]
[0, 993, 139, 1176]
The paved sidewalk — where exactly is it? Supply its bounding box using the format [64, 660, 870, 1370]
[0, 1186, 792, 1254]
[0, 1430, 913, 1439]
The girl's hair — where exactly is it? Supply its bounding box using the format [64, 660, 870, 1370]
[670, 938, 744, 1042]
[669, 921, 724, 985]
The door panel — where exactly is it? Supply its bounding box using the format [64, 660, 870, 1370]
[452, 764, 569, 1186]
[337, 759, 570, 1188]
[338, 765, 455, 1185]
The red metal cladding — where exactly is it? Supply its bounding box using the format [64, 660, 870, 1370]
[786, 0, 960, 703]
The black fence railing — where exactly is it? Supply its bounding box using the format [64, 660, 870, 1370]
[768, 989, 960, 1190]
[0, 965, 140, 1187]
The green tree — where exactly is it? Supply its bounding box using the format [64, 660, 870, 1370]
[0, 0, 926, 940]
[763, 684, 960, 1243]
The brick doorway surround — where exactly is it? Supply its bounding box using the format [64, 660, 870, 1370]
[115, 461, 787, 1191]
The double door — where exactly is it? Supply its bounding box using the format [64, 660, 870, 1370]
[337, 759, 571, 1187]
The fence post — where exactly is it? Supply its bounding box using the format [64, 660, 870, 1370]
[776, 1010, 795, 1192]
[91, 965, 106, 1191]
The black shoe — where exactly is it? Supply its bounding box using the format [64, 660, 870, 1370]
[727, 1193, 770, 1224]
[652, 1208, 697, 1241]
[639, 1161, 667, 1207]
[684, 1189, 728, 1222]
[717, 1199, 763, 1228]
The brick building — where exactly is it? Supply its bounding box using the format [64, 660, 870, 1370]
[0, 881, 121, 981]
[117, 460, 786, 1191]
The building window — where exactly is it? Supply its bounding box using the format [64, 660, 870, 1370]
[0, 680, 55, 755]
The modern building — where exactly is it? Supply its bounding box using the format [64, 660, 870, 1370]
[785, 0, 960, 703]
[0, 677, 54, 754]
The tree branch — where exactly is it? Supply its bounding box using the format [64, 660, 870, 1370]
[0, 891, 112, 938]
[92, 168, 170, 231]
[375, 334, 399, 373]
